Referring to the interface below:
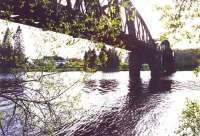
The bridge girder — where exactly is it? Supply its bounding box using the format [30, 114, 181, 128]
[0, 0, 155, 50]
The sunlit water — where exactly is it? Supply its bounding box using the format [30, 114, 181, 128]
[0, 71, 200, 136]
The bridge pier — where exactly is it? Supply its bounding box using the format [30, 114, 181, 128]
[129, 46, 162, 81]
[129, 50, 141, 82]
[129, 41, 176, 81]
[148, 56, 161, 78]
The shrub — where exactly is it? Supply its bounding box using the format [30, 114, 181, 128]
[176, 99, 200, 136]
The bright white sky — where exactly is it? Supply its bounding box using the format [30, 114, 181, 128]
[132, 0, 166, 38]
[0, 0, 198, 59]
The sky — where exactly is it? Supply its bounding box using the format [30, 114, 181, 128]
[0, 0, 198, 59]
[132, 0, 166, 38]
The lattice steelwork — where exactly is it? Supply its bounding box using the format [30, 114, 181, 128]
[0, 0, 156, 49]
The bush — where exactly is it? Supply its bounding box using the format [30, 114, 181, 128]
[176, 99, 200, 136]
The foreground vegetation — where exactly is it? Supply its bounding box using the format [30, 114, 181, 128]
[176, 99, 200, 136]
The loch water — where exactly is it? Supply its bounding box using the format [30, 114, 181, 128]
[0, 71, 200, 136]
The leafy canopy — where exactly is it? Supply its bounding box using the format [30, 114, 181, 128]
[155, 0, 200, 44]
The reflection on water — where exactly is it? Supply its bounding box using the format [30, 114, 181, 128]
[67, 77, 174, 136]
[84, 79, 119, 94]
[0, 71, 200, 136]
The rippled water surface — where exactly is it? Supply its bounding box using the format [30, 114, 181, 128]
[0, 71, 200, 136]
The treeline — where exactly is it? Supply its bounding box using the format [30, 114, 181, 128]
[31, 57, 85, 72]
[0, 26, 26, 72]
[83, 48, 200, 72]
[84, 45, 122, 72]
[174, 49, 200, 70]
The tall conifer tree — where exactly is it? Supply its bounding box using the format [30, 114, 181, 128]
[13, 26, 25, 65]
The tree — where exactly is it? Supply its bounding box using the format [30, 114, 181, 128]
[0, 28, 13, 70]
[106, 48, 120, 71]
[156, 0, 200, 44]
[83, 48, 97, 70]
[2, 28, 12, 47]
[13, 26, 26, 67]
[98, 45, 108, 70]
[0, 26, 26, 72]
[98, 45, 120, 71]
[176, 99, 200, 136]
[89, 49, 97, 68]
[2, 28, 13, 58]
[83, 50, 89, 70]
